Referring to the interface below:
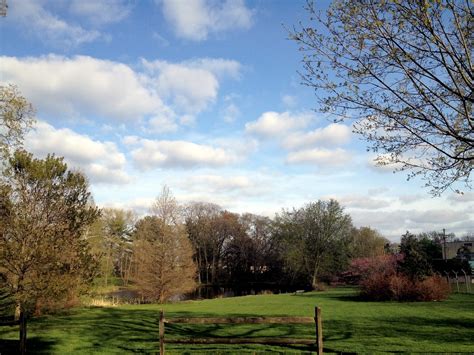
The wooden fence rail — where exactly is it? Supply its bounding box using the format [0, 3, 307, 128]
[159, 306, 323, 355]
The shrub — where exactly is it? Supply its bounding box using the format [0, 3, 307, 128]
[417, 275, 450, 301]
[349, 256, 451, 301]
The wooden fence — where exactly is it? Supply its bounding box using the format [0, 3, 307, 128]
[159, 307, 323, 355]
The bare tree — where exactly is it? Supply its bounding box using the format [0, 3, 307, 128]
[291, 0, 473, 194]
[131, 187, 196, 302]
[131, 216, 196, 302]
[151, 185, 181, 225]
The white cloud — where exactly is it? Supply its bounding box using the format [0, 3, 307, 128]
[447, 191, 474, 204]
[283, 123, 352, 150]
[159, 0, 254, 41]
[142, 58, 241, 114]
[157, 65, 218, 113]
[350, 208, 473, 240]
[1, 55, 240, 128]
[286, 148, 351, 166]
[148, 115, 179, 134]
[69, 0, 132, 26]
[186, 174, 253, 192]
[398, 194, 424, 204]
[9, 0, 100, 47]
[245, 111, 314, 138]
[25, 121, 130, 185]
[128, 139, 239, 170]
[0, 55, 163, 121]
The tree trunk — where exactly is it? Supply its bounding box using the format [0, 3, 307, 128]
[312, 261, 320, 290]
[204, 249, 209, 284]
[19, 308, 27, 355]
[197, 248, 202, 284]
[14, 303, 21, 321]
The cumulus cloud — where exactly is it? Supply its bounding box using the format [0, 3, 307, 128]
[9, 0, 100, 47]
[148, 115, 179, 134]
[246, 111, 353, 168]
[283, 123, 352, 150]
[142, 58, 241, 114]
[245, 111, 314, 138]
[127, 138, 239, 170]
[69, 0, 133, 26]
[159, 0, 254, 41]
[286, 148, 351, 166]
[25, 121, 130, 184]
[1, 55, 241, 128]
[0, 55, 162, 121]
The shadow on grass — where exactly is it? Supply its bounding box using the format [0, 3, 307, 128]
[0, 337, 55, 355]
[17, 299, 474, 353]
[28, 307, 322, 353]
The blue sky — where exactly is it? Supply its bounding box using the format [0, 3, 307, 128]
[1, 0, 472, 241]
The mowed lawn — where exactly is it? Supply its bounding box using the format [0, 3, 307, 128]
[1, 288, 473, 354]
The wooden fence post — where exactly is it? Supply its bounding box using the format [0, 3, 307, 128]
[159, 310, 165, 355]
[314, 306, 323, 355]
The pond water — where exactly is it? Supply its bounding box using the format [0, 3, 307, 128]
[105, 284, 312, 303]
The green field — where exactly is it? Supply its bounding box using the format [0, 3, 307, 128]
[1, 288, 473, 354]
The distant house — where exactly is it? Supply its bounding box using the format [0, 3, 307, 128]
[444, 241, 474, 271]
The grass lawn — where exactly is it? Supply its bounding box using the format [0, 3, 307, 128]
[1, 287, 473, 354]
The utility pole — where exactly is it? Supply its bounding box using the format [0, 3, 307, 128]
[442, 228, 447, 261]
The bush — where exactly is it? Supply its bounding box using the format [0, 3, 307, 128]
[349, 256, 451, 301]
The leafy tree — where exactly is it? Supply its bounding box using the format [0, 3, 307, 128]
[274, 199, 353, 288]
[86, 208, 136, 287]
[239, 213, 281, 283]
[351, 226, 388, 258]
[399, 231, 435, 280]
[291, 0, 473, 194]
[0, 85, 35, 160]
[0, 150, 99, 354]
[131, 216, 196, 302]
[184, 201, 222, 284]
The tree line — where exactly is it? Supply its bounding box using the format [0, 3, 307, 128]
[88, 187, 389, 296]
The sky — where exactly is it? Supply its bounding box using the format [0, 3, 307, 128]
[0, 0, 472, 241]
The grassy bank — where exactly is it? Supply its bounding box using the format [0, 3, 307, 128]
[1, 287, 473, 353]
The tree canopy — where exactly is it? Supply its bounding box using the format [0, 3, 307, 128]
[0, 85, 35, 159]
[291, 0, 473, 194]
[0, 150, 100, 353]
[273, 199, 353, 288]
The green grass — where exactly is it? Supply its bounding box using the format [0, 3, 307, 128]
[1, 288, 473, 354]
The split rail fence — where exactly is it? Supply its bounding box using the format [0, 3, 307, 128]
[158, 306, 323, 355]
